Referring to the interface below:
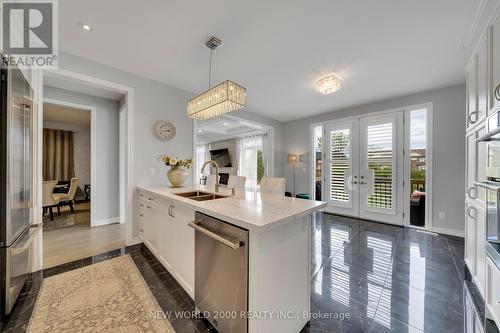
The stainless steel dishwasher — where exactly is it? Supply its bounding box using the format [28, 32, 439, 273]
[189, 212, 248, 333]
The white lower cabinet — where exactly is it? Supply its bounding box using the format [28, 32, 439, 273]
[138, 190, 195, 298]
[486, 257, 500, 328]
[465, 199, 486, 296]
[169, 203, 195, 297]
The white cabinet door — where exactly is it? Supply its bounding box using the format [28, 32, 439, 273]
[158, 200, 176, 272]
[465, 199, 477, 275]
[474, 202, 486, 296]
[486, 257, 500, 327]
[142, 202, 158, 255]
[465, 120, 487, 205]
[491, 17, 500, 112]
[467, 55, 479, 130]
[170, 203, 195, 297]
[478, 39, 489, 120]
[465, 198, 486, 296]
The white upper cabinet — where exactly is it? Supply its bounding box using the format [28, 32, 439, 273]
[491, 15, 500, 112]
[467, 55, 479, 131]
[478, 39, 489, 119]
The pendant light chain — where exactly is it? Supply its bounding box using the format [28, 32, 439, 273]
[208, 49, 213, 89]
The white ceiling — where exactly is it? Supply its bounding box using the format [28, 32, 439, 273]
[197, 115, 269, 143]
[59, 0, 475, 122]
[43, 102, 91, 127]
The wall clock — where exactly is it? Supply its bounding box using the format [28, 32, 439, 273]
[154, 120, 176, 141]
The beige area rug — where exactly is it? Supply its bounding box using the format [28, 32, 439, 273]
[27, 255, 175, 333]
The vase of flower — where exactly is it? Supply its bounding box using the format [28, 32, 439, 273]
[159, 155, 193, 187]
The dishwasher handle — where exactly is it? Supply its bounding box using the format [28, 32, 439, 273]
[188, 222, 244, 250]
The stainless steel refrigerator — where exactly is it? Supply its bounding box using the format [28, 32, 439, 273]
[0, 56, 41, 318]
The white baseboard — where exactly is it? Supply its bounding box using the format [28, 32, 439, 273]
[431, 226, 464, 238]
[127, 237, 143, 246]
[92, 217, 120, 227]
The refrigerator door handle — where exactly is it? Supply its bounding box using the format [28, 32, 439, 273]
[10, 224, 42, 255]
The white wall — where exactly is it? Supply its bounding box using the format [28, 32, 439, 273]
[282, 84, 465, 234]
[43, 120, 90, 200]
[44, 86, 120, 225]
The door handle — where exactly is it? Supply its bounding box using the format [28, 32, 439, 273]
[467, 206, 477, 219]
[188, 222, 243, 249]
[495, 83, 500, 101]
[360, 181, 367, 185]
[468, 111, 479, 125]
[10, 224, 42, 255]
[170, 205, 175, 217]
[350, 181, 358, 184]
[467, 186, 477, 199]
[168, 205, 172, 217]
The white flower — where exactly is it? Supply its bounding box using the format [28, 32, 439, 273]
[169, 157, 178, 165]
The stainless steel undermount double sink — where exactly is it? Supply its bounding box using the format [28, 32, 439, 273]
[174, 191, 227, 201]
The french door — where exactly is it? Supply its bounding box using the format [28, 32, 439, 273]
[325, 111, 404, 225]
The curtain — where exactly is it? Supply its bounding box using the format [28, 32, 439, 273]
[195, 143, 210, 183]
[43, 129, 75, 181]
[238, 134, 263, 190]
[262, 132, 269, 176]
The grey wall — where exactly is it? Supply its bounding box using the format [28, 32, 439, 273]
[44, 86, 120, 224]
[282, 84, 465, 233]
[56, 52, 283, 238]
[43, 120, 90, 200]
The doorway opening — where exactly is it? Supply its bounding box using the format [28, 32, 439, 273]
[39, 71, 133, 269]
[193, 114, 274, 190]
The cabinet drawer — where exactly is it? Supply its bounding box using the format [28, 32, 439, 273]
[486, 257, 500, 326]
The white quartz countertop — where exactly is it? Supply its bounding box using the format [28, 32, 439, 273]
[137, 185, 327, 233]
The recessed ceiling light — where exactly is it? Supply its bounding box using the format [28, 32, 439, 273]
[78, 22, 92, 31]
[315, 74, 342, 95]
[197, 129, 203, 133]
[223, 122, 228, 126]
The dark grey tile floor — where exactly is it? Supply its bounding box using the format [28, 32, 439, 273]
[303, 213, 496, 333]
[1, 212, 498, 333]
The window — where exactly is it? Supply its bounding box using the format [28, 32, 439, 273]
[408, 108, 427, 227]
[313, 125, 323, 200]
[238, 134, 266, 189]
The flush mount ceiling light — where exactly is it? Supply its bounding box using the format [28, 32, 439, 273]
[187, 36, 246, 120]
[78, 22, 92, 31]
[315, 74, 342, 95]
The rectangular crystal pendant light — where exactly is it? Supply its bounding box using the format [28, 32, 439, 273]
[187, 80, 246, 120]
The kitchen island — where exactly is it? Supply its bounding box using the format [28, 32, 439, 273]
[136, 185, 326, 333]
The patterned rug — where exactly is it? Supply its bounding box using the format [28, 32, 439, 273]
[27, 255, 174, 332]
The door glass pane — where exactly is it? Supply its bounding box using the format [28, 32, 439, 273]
[409, 109, 427, 227]
[367, 123, 393, 209]
[313, 126, 322, 201]
[329, 129, 351, 203]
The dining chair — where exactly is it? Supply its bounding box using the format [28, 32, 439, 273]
[260, 177, 286, 196]
[53, 177, 79, 214]
[42, 180, 60, 221]
[228, 175, 246, 191]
